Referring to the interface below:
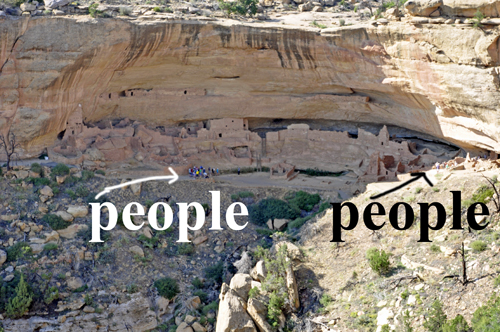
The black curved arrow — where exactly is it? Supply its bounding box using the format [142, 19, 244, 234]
[370, 172, 434, 199]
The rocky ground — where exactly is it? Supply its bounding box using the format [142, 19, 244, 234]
[0, 162, 499, 332]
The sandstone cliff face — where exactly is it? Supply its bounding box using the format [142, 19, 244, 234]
[1, 16, 499, 157]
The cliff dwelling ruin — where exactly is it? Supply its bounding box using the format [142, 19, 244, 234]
[43, 106, 489, 182]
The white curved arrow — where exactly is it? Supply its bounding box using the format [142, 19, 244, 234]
[95, 167, 179, 199]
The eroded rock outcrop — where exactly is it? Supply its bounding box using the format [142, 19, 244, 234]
[1, 16, 500, 160]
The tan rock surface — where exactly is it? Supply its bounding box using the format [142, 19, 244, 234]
[1, 17, 500, 160]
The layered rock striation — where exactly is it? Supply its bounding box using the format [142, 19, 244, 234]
[1, 15, 500, 160]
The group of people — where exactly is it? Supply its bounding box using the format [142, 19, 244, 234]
[189, 166, 219, 179]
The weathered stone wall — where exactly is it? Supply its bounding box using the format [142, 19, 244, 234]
[1, 16, 500, 159]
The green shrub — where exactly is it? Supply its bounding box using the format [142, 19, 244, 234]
[76, 185, 90, 198]
[473, 185, 494, 204]
[366, 248, 391, 275]
[153, 6, 161, 12]
[178, 243, 195, 255]
[248, 287, 260, 299]
[424, 300, 447, 332]
[81, 170, 94, 181]
[154, 277, 179, 300]
[415, 187, 423, 194]
[268, 291, 286, 327]
[443, 314, 471, 332]
[472, 296, 500, 331]
[73, 285, 88, 293]
[232, 191, 254, 200]
[202, 301, 218, 315]
[89, 3, 104, 17]
[42, 214, 68, 230]
[249, 198, 300, 226]
[51, 163, 70, 177]
[6, 242, 32, 262]
[339, 18, 346, 26]
[286, 190, 320, 212]
[471, 240, 487, 252]
[287, 216, 311, 231]
[472, 10, 485, 28]
[5, 275, 32, 318]
[494, 275, 500, 287]
[84, 293, 94, 306]
[401, 289, 409, 300]
[204, 261, 224, 284]
[192, 277, 204, 289]
[65, 189, 76, 199]
[319, 293, 333, 312]
[300, 168, 342, 177]
[430, 244, 441, 253]
[254, 245, 289, 327]
[44, 286, 59, 305]
[43, 243, 58, 252]
[127, 283, 139, 293]
[95, 169, 105, 175]
[218, 0, 257, 16]
[30, 163, 43, 175]
[28, 177, 51, 186]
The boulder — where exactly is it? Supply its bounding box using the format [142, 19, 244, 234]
[13, 170, 29, 179]
[250, 261, 267, 282]
[29, 243, 44, 254]
[298, 2, 313, 11]
[40, 185, 54, 197]
[404, 0, 443, 16]
[266, 218, 289, 231]
[230, 273, 253, 302]
[177, 322, 194, 332]
[52, 9, 65, 15]
[156, 296, 170, 317]
[56, 175, 67, 184]
[67, 277, 84, 290]
[192, 322, 207, 332]
[44, 0, 70, 9]
[130, 183, 141, 195]
[193, 235, 208, 245]
[234, 251, 253, 274]
[67, 205, 88, 218]
[57, 224, 88, 239]
[21, 2, 37, 11]
[129, 245, 144, 258]
[0, 250, 6, 266]
[247, 298, 273, 332]
[216, 286, 257, 332]
[55, 210, 74, 222]
[377, 307, 394, 326]
[44, 230, 60, 243]
[187, 296, 201, 310]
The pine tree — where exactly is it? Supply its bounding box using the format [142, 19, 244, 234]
[6, 275, 32, 318]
